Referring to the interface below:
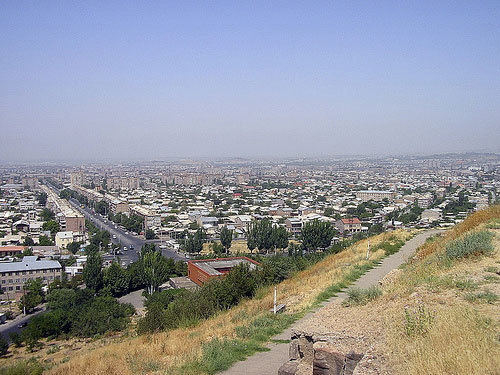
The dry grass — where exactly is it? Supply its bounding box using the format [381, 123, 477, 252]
[416, 205, 500, 259]
[382, 206, 500, 375]
[387, 304, 500, 375]
[44, 230, 412, 375]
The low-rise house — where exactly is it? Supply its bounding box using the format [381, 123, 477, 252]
[0, 246, 24, 257]
[187, 257, 260, 286]
[55, 231, 74, 249]
[335, 218, 362, 234]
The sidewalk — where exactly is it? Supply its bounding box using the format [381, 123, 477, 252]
[220, 229, 442, 375]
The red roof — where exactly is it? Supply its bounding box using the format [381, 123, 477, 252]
[341, 218, 361, 224]
[0, 246, 25, 252]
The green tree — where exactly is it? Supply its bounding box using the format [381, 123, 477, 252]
[8, 332, 23, 348]
[37, 192, 47, 206]
[40, 208, 55, 221]
[220, 226, 233, 254]
[0, 334, 8, 356]
[185, 228, 206, 253]
[103, 262, 130, 296]
[145, 229, 156, 240]
[274, 226, 289, 251]
[210, 241, 224, 256]
[19, 279, 44, 314]
[38, 235, 54, 246]
[83, 251, 103, 292]
[142, 251, 169, 295]
[67, 241, 81, 254]
[42, 220, 60, 235]
[301, 220, 335, 253]
[23, 236, 35, 246]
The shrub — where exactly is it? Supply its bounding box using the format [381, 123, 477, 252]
[445, 231, 494, 259]
[0, 335, 8, 356]
[343, 286, 382, 306]
[137, 302, 168, 334]
[464, 289, 498, 304]
[0, 359, 44, 375]
[8, 332, 22, 348]
[404, 303, 435, 337]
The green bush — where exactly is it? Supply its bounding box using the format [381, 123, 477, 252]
[343, 286, 382, 306]
[8, 332, 22, 348]
[445, 231, 494, 259]
[0, 334, 8, 356]
[0, 359, 44, 375]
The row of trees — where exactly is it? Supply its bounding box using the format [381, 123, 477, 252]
[108, 213, 144, 234]
[247, 219, 289, 253]
[82, 243, 186, 297]
[137, 234, 354, 335]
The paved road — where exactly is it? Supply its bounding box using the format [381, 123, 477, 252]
[220, 229, 442, 375]
[45, 182, 186, 265]
[0, 307, 46, 342]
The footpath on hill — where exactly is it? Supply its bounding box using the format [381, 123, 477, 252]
[220, 229, 442, 375]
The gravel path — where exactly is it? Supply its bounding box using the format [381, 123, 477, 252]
[220, 229, 442, 375]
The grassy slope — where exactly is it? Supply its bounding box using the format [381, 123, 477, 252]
[380, 206, 500, 374]
[41, 230, 413, 375]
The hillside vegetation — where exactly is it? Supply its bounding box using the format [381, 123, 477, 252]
[37, 230, 412, 375]
[383, 206, 500, 374]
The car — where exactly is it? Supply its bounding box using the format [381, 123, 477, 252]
[17, 322, 28, 328]
[112, 234, 117, 239]
[123, 246, 128, 251]
[129, 245, 134, 250]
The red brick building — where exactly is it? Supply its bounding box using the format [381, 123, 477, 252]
[187, 257, 260, 286]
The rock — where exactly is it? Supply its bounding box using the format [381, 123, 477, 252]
[344, 351, 364, 374]
[289, 339, 300, 360]
[312, 342, 364, 375]
[378, 269, 402, 288]
[313, 343, 345, 375]
[278, 360, 299, 375]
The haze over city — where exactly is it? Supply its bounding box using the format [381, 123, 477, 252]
[1, 1, 500, 162]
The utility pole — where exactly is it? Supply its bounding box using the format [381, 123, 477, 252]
[273, 286, 277, 314]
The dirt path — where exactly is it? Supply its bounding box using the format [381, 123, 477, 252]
[220, 229, 442, 375]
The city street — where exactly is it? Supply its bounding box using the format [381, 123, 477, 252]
[45, 181, 187, 265]
[0, 306, 46, 343]
[66, 197, 187, 264]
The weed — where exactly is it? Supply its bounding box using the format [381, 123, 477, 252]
[445, 231, 494, 259]
[403, 303, 435, 337]
[483, 275, 499, 283]
[465, 289, 498, 304]
[46, 345, 60, 354]
[484, 266, 498, 273]
[343, 286, 382, 307]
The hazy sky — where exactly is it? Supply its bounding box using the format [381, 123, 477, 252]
[1, 1, 499, 162]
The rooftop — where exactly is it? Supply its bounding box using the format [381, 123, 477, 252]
[0, 256, 61, 272]
[189, 257, 259, 276]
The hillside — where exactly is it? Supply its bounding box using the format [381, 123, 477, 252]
[4, 206, 500, 375]
[288, 206, 500, 374]
[32, 230, 412, 375]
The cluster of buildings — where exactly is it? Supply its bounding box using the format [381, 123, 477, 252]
[0, 154, 498, 300]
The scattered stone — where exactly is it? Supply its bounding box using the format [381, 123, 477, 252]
[278, 360, 299, 375]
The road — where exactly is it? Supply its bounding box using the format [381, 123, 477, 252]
[71, 200, 186, 264]
[43, 182, 187, 265]
[0, 307, 46, 342]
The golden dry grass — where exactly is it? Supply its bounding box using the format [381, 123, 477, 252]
[382, 206, 500, 375]
[416, 205, 500, 259]
[45, 230, 412, 375]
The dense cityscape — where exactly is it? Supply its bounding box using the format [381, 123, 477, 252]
[2, 1, 500, 374]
